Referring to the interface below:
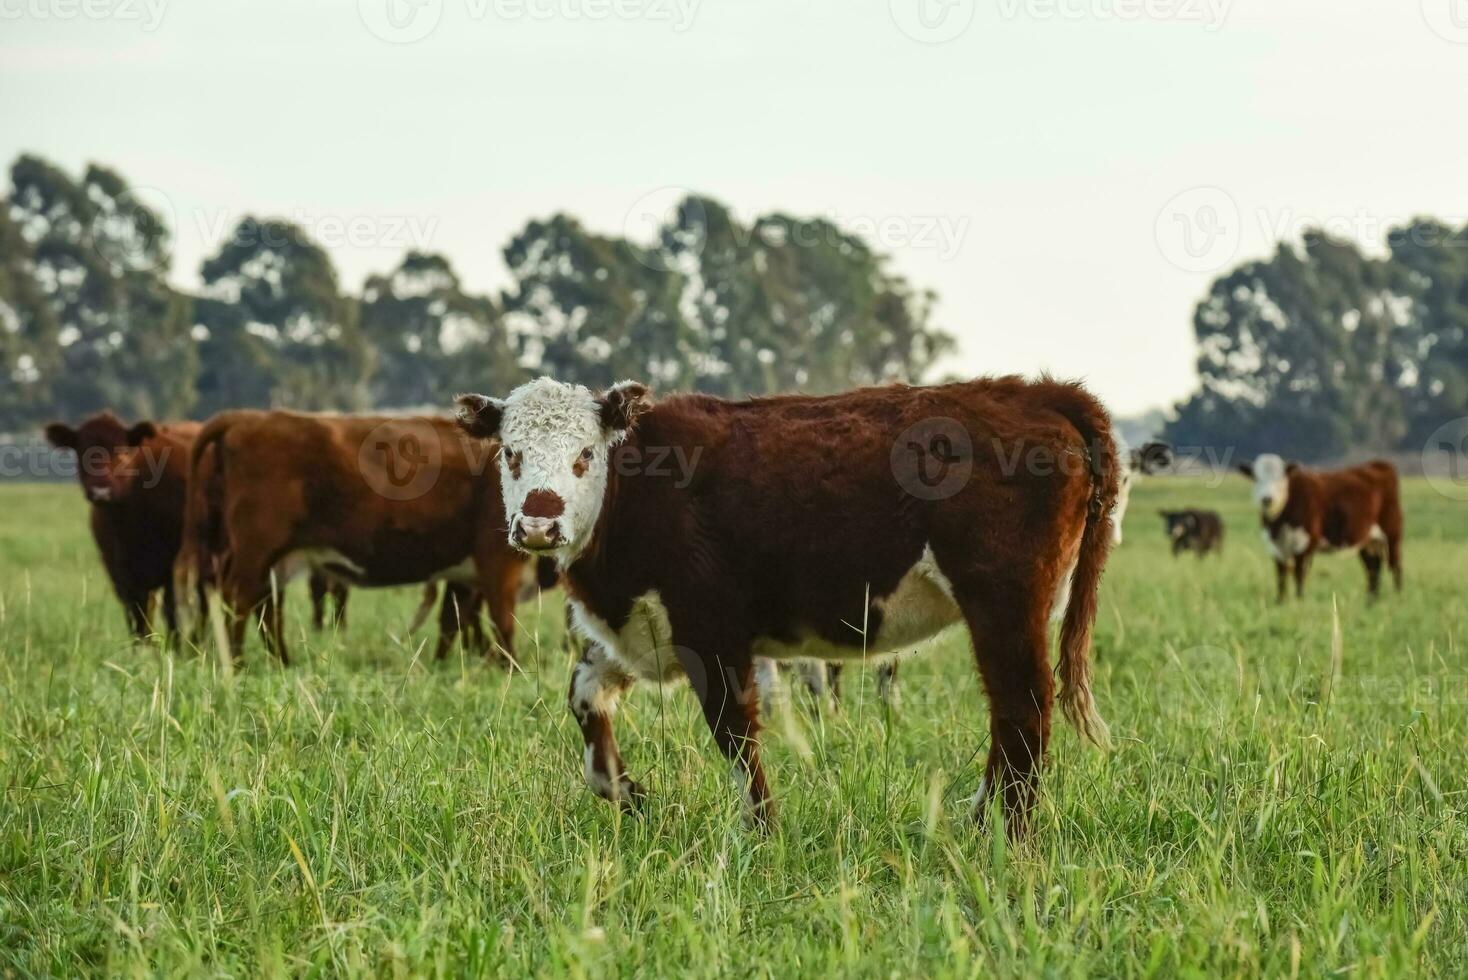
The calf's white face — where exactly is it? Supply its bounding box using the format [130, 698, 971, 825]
[456, 378, 650, 560]
[1243, 453, 1290, 520]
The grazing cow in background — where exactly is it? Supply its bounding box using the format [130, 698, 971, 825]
[1238, 454, 1403, 601]
[802, 436, 1174, 714]
[1159, 509, 1224, 557]
[46, 413, 199, 639]
[178, 410, 533, 665]
[456, 375, 1119, 836]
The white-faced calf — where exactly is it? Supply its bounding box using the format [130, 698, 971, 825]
[456, 376, 1121, 836]
[1238, 454, 1403, 600]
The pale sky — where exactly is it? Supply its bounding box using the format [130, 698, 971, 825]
[3, 0, 1466, 415]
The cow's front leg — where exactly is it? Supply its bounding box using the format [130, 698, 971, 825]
[568, 644, 644, 807]
[1274, 559, 1289, 603]
[1293, 552, 1312, 599]
[679, 646, 773, 827]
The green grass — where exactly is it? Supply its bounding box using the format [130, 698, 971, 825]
[1, 477, 1465, 977]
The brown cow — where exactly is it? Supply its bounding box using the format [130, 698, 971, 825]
[178, 410, 531, 665]
[47, 413, 385, 645]
[1238, 454, 1403, 601]
[455, 376, 1118, 836]
[46, 413, 199, 638]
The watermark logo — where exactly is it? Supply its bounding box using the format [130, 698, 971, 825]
[91, 185, 175, 275]
[889, 0, 975, 44]
[358, 420, 444, 501]
[358, 0, 443, 43]
[1421, 0, 1468, 43]
[891, 417, 973, 500]
[1154, 185, 1240, 273]
[1424, 416, 1468, 501]
[622, 186, 702, 272]
[995, 0, 1231, 30]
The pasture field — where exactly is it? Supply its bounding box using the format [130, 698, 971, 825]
[1, 476, 1465, 977]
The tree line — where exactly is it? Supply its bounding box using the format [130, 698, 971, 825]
[1164, 225, 1468, 460]
[7, 151, 1464, 462]
[0, 154, 954, 433]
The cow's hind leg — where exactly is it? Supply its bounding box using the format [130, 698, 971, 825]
[569, 645, 645, 806]
[330, 581, 349, 629]
[118, 589, 153, 640]
[961, 583, 1052, 838]
[1360, 548, 1383, 598]
[259, 583, 288, 665]
[161, 579, 179, 641]
[222, 560, 287, 666]
[679, 647, 772, 826]
[434, 585, 468, 660]
[1387, 533, 1404, 593]
[309, 574, 329, 631]
[876, 661, 900, 710]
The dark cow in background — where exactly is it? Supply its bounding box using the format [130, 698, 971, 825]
[46, 413, 199, 638]
[178, 410, 533, 665]
[1159, 509, 1224, 557]
[456, 375, 1119, 837]
[1238, 454, 1403, 601]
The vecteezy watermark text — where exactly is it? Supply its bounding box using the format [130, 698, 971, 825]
[358, 0, 699, 44]
[0, 0, 167, 30]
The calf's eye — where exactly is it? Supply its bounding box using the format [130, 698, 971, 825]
[580, 447, 594, 462]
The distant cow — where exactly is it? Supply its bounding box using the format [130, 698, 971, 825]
[179, 410, 532, 665]
[1238, 455, 1403, 601]
[456, 376, 1119, 836]
[1159, 509, 1224, 557]
[46, 413, 199, 638]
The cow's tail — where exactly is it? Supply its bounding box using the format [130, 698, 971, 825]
[175, 413, 237, 635]
[1053, 383, 1119, 750]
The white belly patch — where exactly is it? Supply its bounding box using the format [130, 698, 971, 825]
[753, 545, 962, 663]
[1266, 525, 1310, 561]
[1321, 523, 1387, 555]
[569, 594, 686, 683]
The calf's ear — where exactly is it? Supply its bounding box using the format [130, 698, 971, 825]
[455, 394, 505, 439]
[45, 423, 77, 450]
[1237, 462, 1254, 479]
[598, 380, 652, 432]
[1285, 461, 1301, 476]
[126, 421, 157, 446]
